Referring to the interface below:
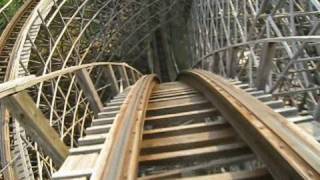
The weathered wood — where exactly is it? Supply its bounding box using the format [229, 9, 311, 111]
[129, 68, 137, 84]
[76, 69, 103, 116]
[180, 168, 270, 180]
[0, 62, 142, 99]
[138, 154, 255, 179]
[150, 89, 197, 100]
[148, 94, 199, 103]
[147, 99, 210, 116]
[255, 42, 276, 90]
[4, 91, 68, 166]
[145, 108, 218, 127]
[90, 75, 158, 180]
[179, 70, 320, 179]
[143, 121, 229, 139]
[141, 129, 236, 154]
[139, 142, 249, 165]
[105, 64, 120, 95]
[117, 65, 130, 88]
[148, 95, 205, 109]
[226, 47, 238, 78]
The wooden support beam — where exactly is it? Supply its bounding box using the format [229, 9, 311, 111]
[105, 65, 119, 95]
[226, 47, 239, 78]
[117, 65, 130, 88]
[4, 91, 68, 166]
[76, 69, 103, 116]
[130, 69, 137, 84]
[255, 42, 276, 90]
[212, 53, 220, 74]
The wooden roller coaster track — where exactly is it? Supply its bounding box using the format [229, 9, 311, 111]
[48, 69, 320, 179]
[1, 1, 320, 179]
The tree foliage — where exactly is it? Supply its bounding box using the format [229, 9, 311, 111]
[0, 0, 24, 33]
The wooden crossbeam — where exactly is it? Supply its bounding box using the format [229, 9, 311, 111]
[76, 69, 103, 116]
[138, 154, 255, 179]
[145, 108, 217, 125]
[143, 121, 229, 139]
[139, 142, 249, 165]
[4, 91, 68, 166]
[141, 128, 236, 154]
[180, 168, 270, 180]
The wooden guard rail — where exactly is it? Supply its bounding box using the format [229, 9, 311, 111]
[0, 62, 142, 166]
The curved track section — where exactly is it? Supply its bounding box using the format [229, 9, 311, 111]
[51, 69, 320, 179]
[188, 0, 320, 121]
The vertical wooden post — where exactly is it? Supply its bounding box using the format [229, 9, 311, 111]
[105, 65, 120, 95]
[4, 91, 68, 166]
[226, 47, 239, 78]
[256, 42, 276, 90]
[130, 69, 137, 83]
[212, 53, 220, 74]
[118, 65, 130, 88]
[76, 69, 103, 116]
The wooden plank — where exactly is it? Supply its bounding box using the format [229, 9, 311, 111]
[255, 42, 276, 90]
[143, 121, 229, 139]
[180, 168, 270, 180]
[150, 89, 197, 100]
[147, 100, 212, 116]
[138, 154, 255, 179]
[104, 64, 119, 95]
[139, 142, 249, 165]
[148, 95, 206, 108]
[148, 94, 199, 103]
[154, 82, 188, 89]
[151, 86, 194, 96]
[147, 98, 210, 116]
[76, 69, 103, 116]
[117, 65, 130, 88]
[4, 91, 68, 166]
[141, 128, 236, 154]
[145, 108, 218, 127]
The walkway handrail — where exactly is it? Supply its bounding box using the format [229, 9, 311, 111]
[0, 62, 142, 99]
